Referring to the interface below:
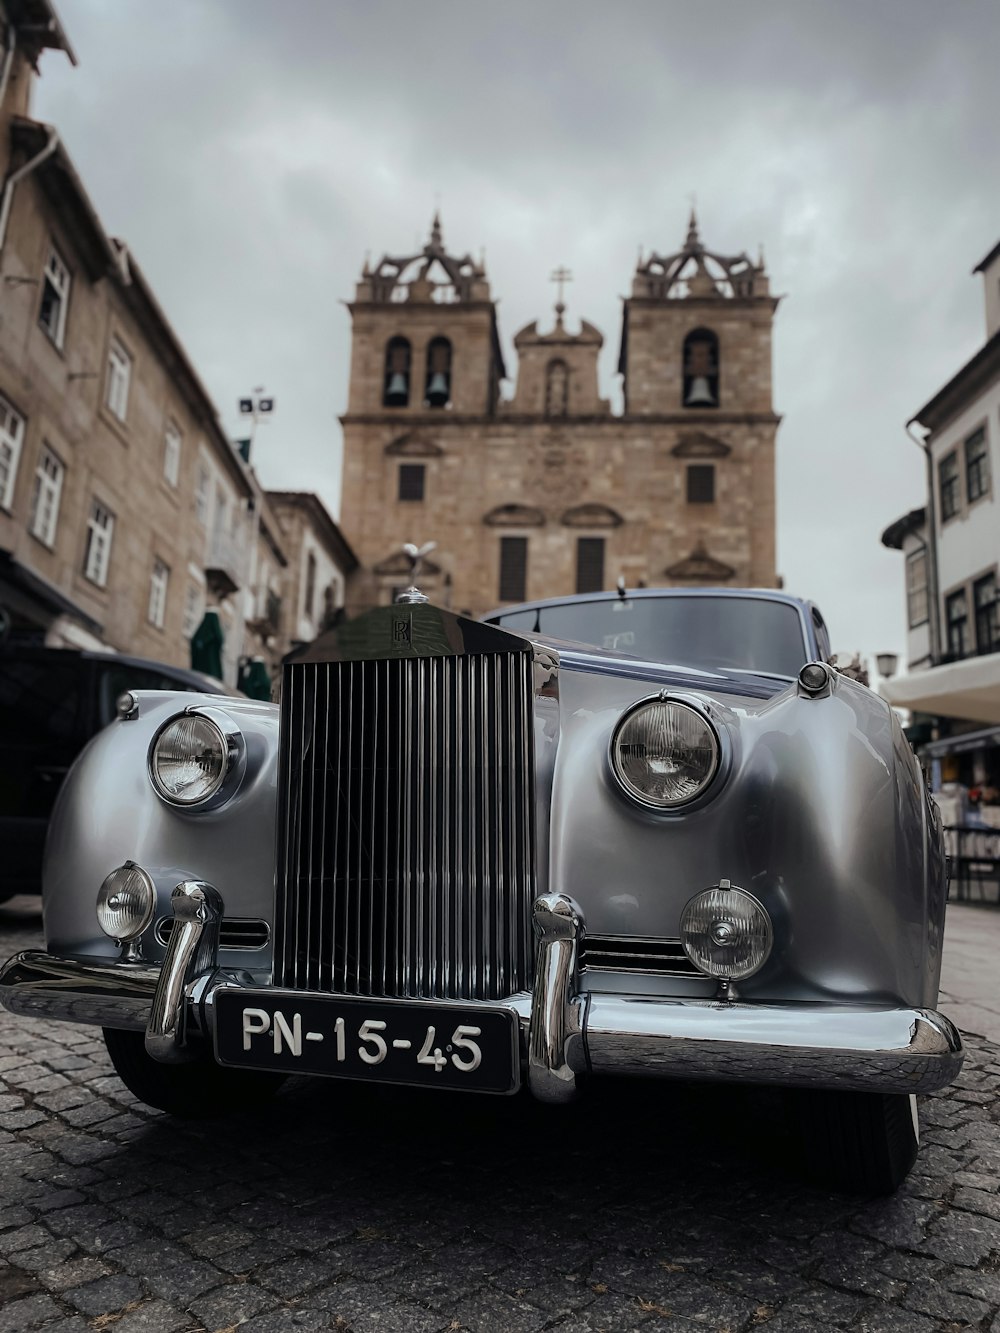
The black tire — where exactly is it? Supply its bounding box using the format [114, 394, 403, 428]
[787, 1088, 919, 1194]
[103, 1028, 286, 1118]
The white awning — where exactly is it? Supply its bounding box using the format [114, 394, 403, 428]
[879, 652, 1000, 724]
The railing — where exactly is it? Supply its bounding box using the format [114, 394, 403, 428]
[945, 825, 1000, 905]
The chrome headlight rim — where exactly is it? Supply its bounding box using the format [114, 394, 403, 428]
[148, 705, 245, 811]
[609, 692, 723, 813]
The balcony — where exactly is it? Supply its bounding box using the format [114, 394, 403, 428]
[247, 590, 282, 640]
[205, 534, 245, 599]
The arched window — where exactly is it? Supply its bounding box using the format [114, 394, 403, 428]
[682, 328, 719, 408]
[545, 359, 569, 417]
[425, 336, 452, 408]
[383, 337, 411, 407]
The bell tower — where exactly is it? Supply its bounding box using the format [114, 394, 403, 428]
[615, 212, 781, 590]
[618, 211, 777, 416]
[340, 216, 507, 611]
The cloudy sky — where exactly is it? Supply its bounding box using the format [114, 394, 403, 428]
[33, 0, 1000, 664]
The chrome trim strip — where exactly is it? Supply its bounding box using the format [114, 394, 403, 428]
[528, 893, 586, 1104]
[145, 880, 223, 1064]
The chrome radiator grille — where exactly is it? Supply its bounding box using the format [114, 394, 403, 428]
[273, 651, 536, 1000]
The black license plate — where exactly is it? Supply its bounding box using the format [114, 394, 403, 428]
[214, 989, 520, 1094]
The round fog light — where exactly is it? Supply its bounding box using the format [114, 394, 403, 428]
[680, 882, 773, 981]
[97, 863, 155, 942]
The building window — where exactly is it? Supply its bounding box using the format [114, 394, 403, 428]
[545, 359, 569, 418]
[945, 588, 969, 659]
[938, 451, 960, 521]
[195, 467, 210, 525]
[686, 464, 715, 504]
[182, 581, 203, 638]
[383, 336, 411, 407]
[29, 445, 64, 547]
[0, 394, 25, 511]
[163, 421, 181, 487]
[148, 559, 170, 628]
[106, 338, 132, 421]
[576, 537, 605, 594]
[905, 549, 928, 628]
[973, 573, 999, 656]
[83, 499, 114, 586]
[682, 328, 719, 408]
[38, 247, 71, 349]
[304, 551, 317, 620]
[425, 337, 452, 408]
[965, 427, 990, 503]
[398, 463, 425, 501]
[498, 536, 527, 602]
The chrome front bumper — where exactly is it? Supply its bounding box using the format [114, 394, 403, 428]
[0, 889, 964, 1100]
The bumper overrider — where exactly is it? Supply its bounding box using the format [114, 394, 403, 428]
[0, 885, 963, 1101]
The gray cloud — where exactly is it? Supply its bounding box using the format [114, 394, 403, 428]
[33, 0, 1000, 660]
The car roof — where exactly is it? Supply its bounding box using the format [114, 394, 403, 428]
[0, 644, 236, 696]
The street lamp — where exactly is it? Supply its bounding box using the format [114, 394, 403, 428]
[236, 386, 275, 461]
[876, 652, 899, 679]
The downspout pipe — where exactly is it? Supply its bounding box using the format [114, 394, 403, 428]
[0, 120, 59, 256]
[0, 22, 16, 110]
[906, 416, 941, 664]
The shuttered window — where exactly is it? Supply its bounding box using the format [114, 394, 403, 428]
[499, 536, 527, 602]
[398, 464, 425, 501]
[576, 537, 605, 594]
[686, 464, 715, 504]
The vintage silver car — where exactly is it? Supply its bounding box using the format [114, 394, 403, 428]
[0, 586, 963, 1193]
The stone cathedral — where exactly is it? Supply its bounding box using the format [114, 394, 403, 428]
[339, 212, 780, 618]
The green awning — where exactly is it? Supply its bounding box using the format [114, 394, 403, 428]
[238, 657, 272, 701]
[190, 609, 224, 680]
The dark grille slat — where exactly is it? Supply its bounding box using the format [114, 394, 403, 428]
[273, 652, 535, 1000]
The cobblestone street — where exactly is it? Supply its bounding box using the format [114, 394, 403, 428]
[2, 898, 999, 1333]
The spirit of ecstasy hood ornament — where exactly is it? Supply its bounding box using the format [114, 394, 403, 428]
[395, 541, 437, 605]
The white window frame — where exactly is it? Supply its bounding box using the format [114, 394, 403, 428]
[148, 558, 170, 629]
[182, 580, 203, 638]
[39, 247, 71, 349]
[83, 499, 115, 587]
[0, 394, 26, 511]
[29, 445, 64, 548]
[106, 338, 132, 422]
[195, 466, 210, 525]
[163, 421, 181, 488]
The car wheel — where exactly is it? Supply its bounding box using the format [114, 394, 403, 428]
[103, 1028, 286, 1118]
[787, 1088, 919, 1194]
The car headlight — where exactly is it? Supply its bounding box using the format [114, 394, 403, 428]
[97, 862, 155, 942]
[680, 882, 773, 980]
[610, 696, 720, 809]
[149, 708, 243, 809]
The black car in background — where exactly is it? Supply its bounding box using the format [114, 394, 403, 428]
[0, 647, 234, 901]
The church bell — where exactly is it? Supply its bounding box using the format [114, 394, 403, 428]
[685, 376, 716, 406]
[426, 371, 450, 407]
[385, 372, 409, 405]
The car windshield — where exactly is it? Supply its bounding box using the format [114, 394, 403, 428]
[492, 596, 809, 678]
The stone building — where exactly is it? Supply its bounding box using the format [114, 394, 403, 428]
[340, 213, 780, 618]
[267, 491, 358, 649]
[0, 3, 355, 688]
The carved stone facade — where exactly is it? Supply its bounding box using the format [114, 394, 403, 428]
[340, 213, 780, 618]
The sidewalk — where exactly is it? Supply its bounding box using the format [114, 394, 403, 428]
[940, 899, 1000, 1042]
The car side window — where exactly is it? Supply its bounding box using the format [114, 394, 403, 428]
[0, 658, 83, 746]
